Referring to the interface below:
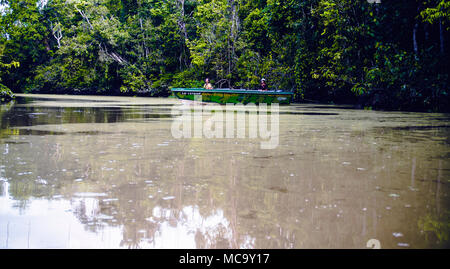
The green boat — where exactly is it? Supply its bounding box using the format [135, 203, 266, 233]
[171, 88, 293, 105]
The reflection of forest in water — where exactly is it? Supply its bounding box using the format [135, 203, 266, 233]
[0, 97, 449, 248]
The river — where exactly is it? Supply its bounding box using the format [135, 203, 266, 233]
[0, 94, 449, 248]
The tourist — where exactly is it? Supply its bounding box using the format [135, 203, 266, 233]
[259, 78, 268, 91]
[204, 78, 213, 89]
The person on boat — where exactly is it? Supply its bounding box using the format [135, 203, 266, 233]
[204, 78, 213, 90]
[258, 78, 268, 91]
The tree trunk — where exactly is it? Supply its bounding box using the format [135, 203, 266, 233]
[176, 0, 189, 69]
[139, 18, 148, 59]
[413, 22, 418, 55]
[413, 6, 420, 55]
[227, 0, 238, 87]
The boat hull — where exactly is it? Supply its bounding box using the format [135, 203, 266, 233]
[171, 88, 293, 105]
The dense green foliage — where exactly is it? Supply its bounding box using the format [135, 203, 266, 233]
[0, 0, 449, 111]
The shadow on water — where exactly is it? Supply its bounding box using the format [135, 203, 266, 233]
[1, 98, 175, 130]
[15, 97, 122, 104]
[296, 105, 357, 110]
[279, 111, 339, 116]
[387, 125, 450, 131]
[1, 129, 118, 137]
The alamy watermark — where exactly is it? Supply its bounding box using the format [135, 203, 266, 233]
[170, 96, 280, 149]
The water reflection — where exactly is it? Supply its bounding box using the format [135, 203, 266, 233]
[0, 94, 449, 248]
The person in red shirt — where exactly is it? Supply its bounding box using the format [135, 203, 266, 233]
[259, 78, 268, 91]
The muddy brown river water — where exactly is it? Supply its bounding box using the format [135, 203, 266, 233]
[0, 94, 449, 248]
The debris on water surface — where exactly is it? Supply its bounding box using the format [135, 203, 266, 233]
[103, 198, 119, 202]
[74, 192, 107, 197]
[393, 232, 403, 238]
